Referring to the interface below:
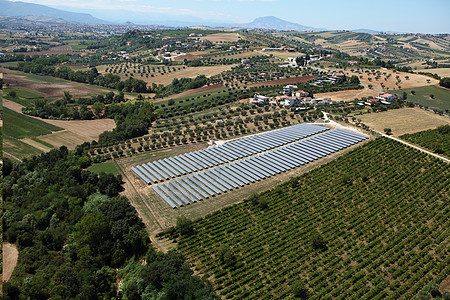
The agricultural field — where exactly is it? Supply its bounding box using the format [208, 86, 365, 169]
[325, 67, 439, 91]
[427, 68, 450, 78]
[400, 125, 450, 158]
[201, 33, 240, 43]
[98, 63, 233, 86]
[3, 107, 63, 139]
[2, 68, 109, 98]
[160, 137, 450, 299]
[315, 86, 378, 102]
[357, 107, 450, 136]
[392, 85, 450, 111]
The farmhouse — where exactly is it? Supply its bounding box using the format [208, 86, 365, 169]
[250, 94, 270, 104]
[348, 60, 360, 65]
[376, 93, 396, 101]
[293, 90, 309, 98]
[310, 97, 331, 104]
[277, 95, 303, 107]
[283, 84, 298, 94]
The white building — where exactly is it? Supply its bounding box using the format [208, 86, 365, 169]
[283, 96, 303, 107]
[283, 84, 298, 94]
[376, 93, 396, 101]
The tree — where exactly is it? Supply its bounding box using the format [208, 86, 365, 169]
[349, 75, 360, 84]
[402, 91, 408, 100]
[439, 77, 450, 88]
[291, 280, 308, 299]
[176, 216, 194, 236]
[63, 91, 73, 102]
[384, 128, 392, 135]
[92, 101, 105, 117]
[310, 229, 327, 250]
[217, 245, 237, 266]
[430, 94, 435, 99]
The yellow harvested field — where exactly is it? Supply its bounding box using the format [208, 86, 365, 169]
[358, 107, 450, 136]
[315, 87, 378, 102]
[264, 51, 305, 60]
[429, 68, 450, 78]
[201, 33, 240, 42]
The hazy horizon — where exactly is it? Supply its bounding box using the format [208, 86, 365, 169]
[5, 0, 450, 34]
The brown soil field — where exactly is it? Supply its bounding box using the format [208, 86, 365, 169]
[2, 68, 105, 98]
[315, 87, 378, 102]
[201, 33, 240, 43]
[358, 107, 450, 136]
[3, 99, 116, 149]
[247, 75, 317, 87]
[2, 243, 19, 284]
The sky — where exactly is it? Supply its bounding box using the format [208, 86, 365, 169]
[12, 0, 450, 33]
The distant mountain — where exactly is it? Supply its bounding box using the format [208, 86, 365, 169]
[351, 29, 383, 34]
[243, 16, 323, 32]
[0, 0, 110, 24]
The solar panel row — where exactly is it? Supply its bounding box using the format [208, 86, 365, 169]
[150, 128, 368, 207]
[133, 123, 329, 184]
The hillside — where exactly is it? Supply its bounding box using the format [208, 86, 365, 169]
[0, 0, 109, 24]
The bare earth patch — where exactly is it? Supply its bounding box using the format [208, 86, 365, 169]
[2, 243, 19, 284]
[358, 107, 450, 136]
[201, 33, 240, 43]
[21, 138, 53, 152]
[315, 87, 378, 102]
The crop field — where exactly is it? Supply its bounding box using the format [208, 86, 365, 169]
[326, 67, 439, 91]
[2, 68, 108, 98]
[3, 107, 63, 139]
[98, 63, 232, 86]
[315, 86, 378, 102]
[3, 136, 43, 161]
[358, 107, 450, 136]
[428, 68, 450, 78]
[3, 86, 46, 106]
[393, 85, 450, 111]
[201, 33, 240, 43]
[400, 125, 450, 158]
[160, 137, 450, 299]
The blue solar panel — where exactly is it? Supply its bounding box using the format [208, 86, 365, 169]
[151, 185, 177, 208]
[157, 183, 183, 207]
[131, 167, 151, 184]
[163, 181, 190, 205]
[186, 175, 215, 196]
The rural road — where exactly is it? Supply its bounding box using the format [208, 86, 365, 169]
[322, 112, 450, 163]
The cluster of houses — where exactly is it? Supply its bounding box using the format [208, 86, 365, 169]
[358, 93, 395, 106]
[250, 84, 331, 107]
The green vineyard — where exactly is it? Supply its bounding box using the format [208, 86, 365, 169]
[401, 125, 450, 158]
[161, 137, 450, 299]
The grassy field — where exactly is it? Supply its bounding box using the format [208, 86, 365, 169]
[3, 136, 43, 161]
[3, 107, 63, 139]
[160, 137, 450, 299]
[87, 161, 120, 175]
[3, 87, 46, 106]
[391, 85, 450, 111]
[358, 107, 450, 136]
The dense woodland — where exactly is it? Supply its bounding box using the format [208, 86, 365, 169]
[2, 147, 218, 299]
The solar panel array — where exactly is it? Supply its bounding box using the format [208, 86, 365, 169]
[132, 124, 369, 208]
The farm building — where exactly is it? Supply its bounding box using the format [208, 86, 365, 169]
[293, 90, 309, 98]
[283, 84, 298, 94]
[250, 94, 270, 104]
[376, 93, 396, 101]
